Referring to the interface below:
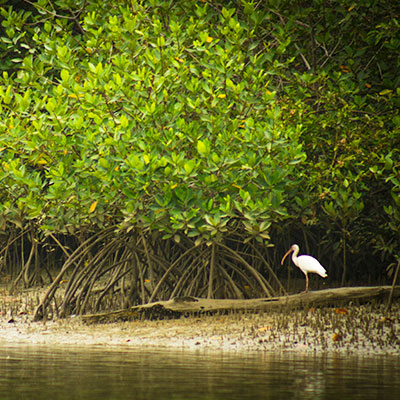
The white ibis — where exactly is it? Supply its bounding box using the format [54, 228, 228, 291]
[281, 244, 327, 292]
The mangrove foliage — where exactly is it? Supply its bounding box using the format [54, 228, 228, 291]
[0, 0, 399, 318]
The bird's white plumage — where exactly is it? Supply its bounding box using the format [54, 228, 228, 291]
[281, 244, 327, 292]
[295, 254, 327, 278]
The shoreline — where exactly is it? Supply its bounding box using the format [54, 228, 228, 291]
[1, 298, 400, 355]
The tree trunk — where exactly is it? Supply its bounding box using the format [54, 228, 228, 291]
[82, 285, 400, 324]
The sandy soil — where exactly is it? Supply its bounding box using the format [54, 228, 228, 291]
[1, 287, 400, 355]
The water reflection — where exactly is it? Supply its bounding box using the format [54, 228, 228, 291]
[0, 345, 399, 400]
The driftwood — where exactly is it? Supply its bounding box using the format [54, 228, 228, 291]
[82, 285, 400, 324]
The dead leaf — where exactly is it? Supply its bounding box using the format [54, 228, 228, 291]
[332, 333, 342, 342]
[258, 325, 272, 332]
[89, 201, 98, 213]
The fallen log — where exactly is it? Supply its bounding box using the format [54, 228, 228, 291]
[82, 285, 400, 324]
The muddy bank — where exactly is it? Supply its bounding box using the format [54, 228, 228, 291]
[1, 287, 399, 354]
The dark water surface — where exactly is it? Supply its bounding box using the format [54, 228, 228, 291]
[0, 344, 399, 399]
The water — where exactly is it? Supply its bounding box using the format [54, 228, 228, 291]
[0, 345, 399, 400]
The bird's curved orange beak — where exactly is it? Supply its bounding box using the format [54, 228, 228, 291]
[281, 248, 292, 265]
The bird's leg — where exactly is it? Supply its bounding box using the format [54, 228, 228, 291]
[304, 274, 309, 293]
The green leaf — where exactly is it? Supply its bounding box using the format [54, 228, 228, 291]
[60, 69, 69, 82]
[183, 160, 195, 174]
[197, 140, 209, 157]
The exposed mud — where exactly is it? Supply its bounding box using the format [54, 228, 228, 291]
[1, 286, 399, 354]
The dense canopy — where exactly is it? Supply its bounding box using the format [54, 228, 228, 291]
[0, 0, 399, 317]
